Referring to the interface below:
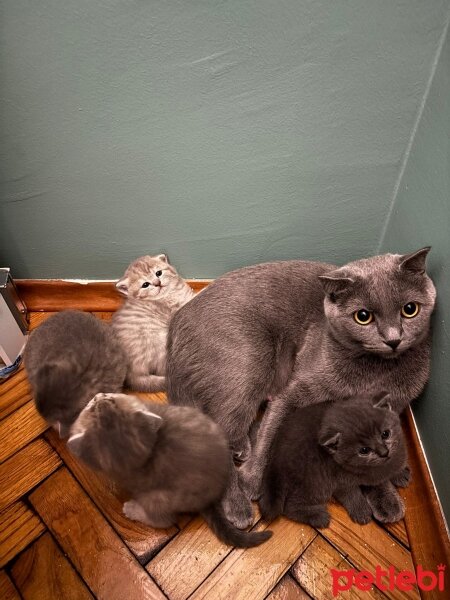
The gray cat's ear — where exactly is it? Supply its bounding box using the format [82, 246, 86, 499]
[319, 431, 341, 454]
[399, 247, 431, 275]
[319, 271, 355, 297]
[156, 253, 169, 264]
[116, 277, 130, 296]
[66, 431, 86, 458]
[373, 392, 393, 411]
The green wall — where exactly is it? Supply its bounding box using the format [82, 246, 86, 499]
[379, 21, 450, 522]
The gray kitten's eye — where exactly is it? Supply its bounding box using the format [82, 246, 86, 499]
[401, 302, 420, 318]
[359, 447, 371, 455]
[141, 282, 150, 288]
[381, 429, 391, 439]
[353, 309, 373, 325]
[155, 270, 162, 277]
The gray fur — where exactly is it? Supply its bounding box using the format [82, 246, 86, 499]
[67, 393, 271, 548]
[24, 310, 126, 437]
[166, 248, 435, 527]
[259, 394, 407, 528]
[112, 254, 194, 392]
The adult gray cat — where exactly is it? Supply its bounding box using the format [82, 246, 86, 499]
[112, 254, 194, 392]
[67, 392, 272, 548]
[166, 248, 435, 528]
[25, 310, 127, 437]
[259, 394, 408, 528]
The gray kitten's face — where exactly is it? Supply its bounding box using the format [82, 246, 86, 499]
[116, 254, 182, 300]
[320, 248, 436, 357]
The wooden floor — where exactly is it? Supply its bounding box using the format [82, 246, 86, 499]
[0, 311, 437, 600]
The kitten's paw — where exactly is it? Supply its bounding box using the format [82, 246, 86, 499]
[348, 502, 373, 525]
[232, 437, 252, 464]
[306, 508, 330, 529]
[123, 500, 148, 523]
[391, 465, 411, 488]
[222, 490, 254, 529]
[368, 490, 405, 523]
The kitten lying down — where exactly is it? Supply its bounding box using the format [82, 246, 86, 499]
[259, 394, 408, 528]
[67, 393, 272, 548]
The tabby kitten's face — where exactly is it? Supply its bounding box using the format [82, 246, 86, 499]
[116, 254, 181, 300]
[319, 395, 405, 474]
[320, 248, 436, 357]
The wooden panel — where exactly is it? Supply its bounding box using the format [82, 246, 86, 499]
[0, 501, 45, 567]
[382, 520, 409, 548]
[0, 438, 61, 511]
[292, 535, 387, 600]
[28, 312, 55, 330]
[10, 532, 93, 600]
[0, 401, 48, 463]
[321, 503, 419, 600]
[190, 518, 316, 600]
[46, 429, 177, 564]
[266, 574, 312, 599]
[16, 279, 209, 311]
[0, 368, 32, 421]
[0, 570, 21, 600]
[29, 468, 165, 600]
[402, 409, 450, 595]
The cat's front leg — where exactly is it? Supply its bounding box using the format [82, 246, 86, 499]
[334, 486, 373, 525]
[222, 456, 254, 529]
[363, 481, 405, 523]
[123, 499, 175, 529]
[391, 464, 411, 488]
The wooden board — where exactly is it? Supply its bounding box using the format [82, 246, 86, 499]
[46, 429, 177, 564]
[0, 438, 61, 511]
[29, 468, 165, 600]
[0, 401, 48, 463]
[0, 368, 32, 421]
[266, 575, 312, 600]
[382, 520, 409, 549]
[0, 500, 45, 567]
[190, 518, 316, 600]
[0, 570, 21, 600]
[10, 532, 94, 600]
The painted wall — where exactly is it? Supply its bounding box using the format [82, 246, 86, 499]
[1, 0, 448, 278]
[379, 22, 450, 521]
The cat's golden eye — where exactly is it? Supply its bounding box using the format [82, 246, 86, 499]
[401, 302, 420, 318]
[353, 309, 374, 325]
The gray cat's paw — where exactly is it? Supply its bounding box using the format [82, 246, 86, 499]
[348, 502, 373, 525]
[222, 490, 254, 529]
[368, 490, 405, 523]
[123, 500, 148, 523]
[391, 465, 412, 488]
[307, 508, 330, 529]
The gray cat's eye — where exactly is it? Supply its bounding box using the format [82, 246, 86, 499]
[359, 447, 371, 455]
[381, 430, 391, 439]
[141, 282, 150, 288]
[353, 309, 374, 325]
[401, 302, 420, 318]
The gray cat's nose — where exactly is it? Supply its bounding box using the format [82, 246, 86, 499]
[384, 339, 401, 350]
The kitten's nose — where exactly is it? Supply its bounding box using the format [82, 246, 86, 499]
[153, 279, 161, 287]
[384, 338, 401, 350]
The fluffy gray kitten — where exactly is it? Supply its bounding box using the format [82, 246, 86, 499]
[67, 393, 272, 548]
[259, 394, 408, 528]
[24, 310, 127, 437]
[166, 248, 436, 528]
[112, 254, 194, 392]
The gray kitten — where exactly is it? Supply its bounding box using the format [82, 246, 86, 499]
[67, 393, 272, 548]
[259, 394, 408, 528]
[24, 310, 126, 437]
[166, 248, 435, 528]
[112, 254, 195, 392]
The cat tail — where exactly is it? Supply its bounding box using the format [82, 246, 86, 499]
[202, 503, 272, 548]
[258, 469, 283, 521]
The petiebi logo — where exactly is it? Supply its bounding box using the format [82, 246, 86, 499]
[331, 564, 446, 596]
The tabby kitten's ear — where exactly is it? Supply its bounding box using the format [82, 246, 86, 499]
[116, 277, 130, 296]
[399, 247, 431, 275]
[319, 270, 355, 298]
[319, 431, 341, 454]
[373, 392, 393, 411]
[156, 253, 170, 264]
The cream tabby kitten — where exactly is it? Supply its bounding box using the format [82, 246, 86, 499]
[112, 254, 194, 392]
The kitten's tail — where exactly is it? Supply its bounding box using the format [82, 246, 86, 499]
[202, 503, 272, 548]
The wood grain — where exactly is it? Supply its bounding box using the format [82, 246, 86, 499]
[382, 520, 409, 549]
[29, 468, 166, 600]
[10, 532, 94, 600]
[0, 401, 48, 463]
[190, 518, 316, 600]
[0, 500, 45, 567]
[0, 438, 61, 511]
[292, 535, 387, 600]
[0, 571, 21, 600]
[321, 503, 419, 600]
[46, 428, 177, 564]
[265, 575, 312, 600]
[0, 368, 32, 421]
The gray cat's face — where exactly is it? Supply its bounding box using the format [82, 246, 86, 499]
[320, 248, 436, 357]
[116, 254, 182, 300]
[319, 395, 405, 473]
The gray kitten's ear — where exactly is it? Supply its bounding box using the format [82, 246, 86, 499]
[116, 277, 130, 296]
[66, 431, 86, 458]
[399, 247, 431, 275]
[156, 253, 170, 264]
[319, 431, 341, 454]
[319, 271, 355, 296]
[373, 392, 393, 411]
